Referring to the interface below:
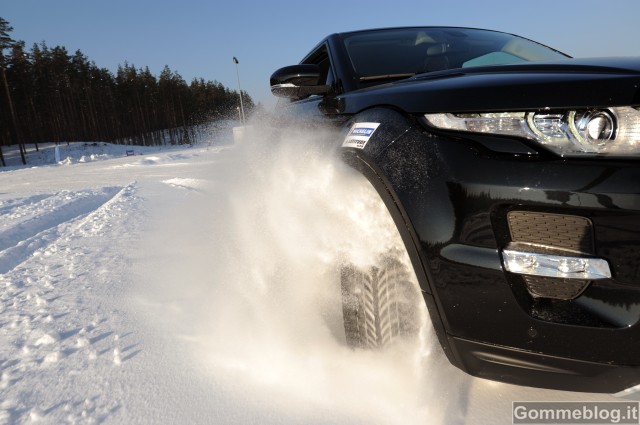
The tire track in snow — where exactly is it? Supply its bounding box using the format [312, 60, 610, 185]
[0, 181, 141, 423]
[0, 194, 52, 219]
[0, 186, 127, 274]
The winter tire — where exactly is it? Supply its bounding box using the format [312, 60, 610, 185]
[341, 249, 421, 349]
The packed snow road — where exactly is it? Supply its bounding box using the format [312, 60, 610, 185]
[0, 135, 621, 424]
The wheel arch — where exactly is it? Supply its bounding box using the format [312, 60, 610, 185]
[337, 106, 434, 295]
[340, 146, 462, 368]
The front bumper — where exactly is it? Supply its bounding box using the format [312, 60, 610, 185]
[343, 121, 640, 393]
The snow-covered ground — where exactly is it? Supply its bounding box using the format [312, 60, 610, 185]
[0, 129, 621, 424]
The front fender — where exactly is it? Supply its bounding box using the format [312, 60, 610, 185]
[339, 107, 463, 370]
[339, 108, 464, 290]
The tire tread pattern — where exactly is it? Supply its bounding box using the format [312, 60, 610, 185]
[341, 252, 420, 349]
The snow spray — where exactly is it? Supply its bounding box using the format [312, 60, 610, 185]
[142, 119, 473, 424]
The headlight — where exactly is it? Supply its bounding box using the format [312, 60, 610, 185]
[424, 106, 640, 156]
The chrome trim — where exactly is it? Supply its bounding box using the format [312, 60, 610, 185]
[502, 249, 611, 280]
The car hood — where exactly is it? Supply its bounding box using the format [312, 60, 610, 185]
[338, 57, 640, 114]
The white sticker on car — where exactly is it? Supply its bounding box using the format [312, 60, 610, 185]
[342, 122, 381, 149]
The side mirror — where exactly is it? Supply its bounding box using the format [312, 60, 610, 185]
[270, 64, 331, 99]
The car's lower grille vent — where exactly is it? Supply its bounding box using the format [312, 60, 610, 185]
[523, 276, 590, 299]
[507, 211, 593, 252]
[507, 211, 594, 300]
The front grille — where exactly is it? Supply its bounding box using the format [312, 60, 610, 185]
[507, 211, 594, 300]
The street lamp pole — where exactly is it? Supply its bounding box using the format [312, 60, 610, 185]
[233, 56, 246, 125]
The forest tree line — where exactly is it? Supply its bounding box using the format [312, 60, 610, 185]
[0, 17, 255, 166]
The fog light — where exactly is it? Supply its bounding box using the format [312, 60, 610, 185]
[502, 249, 611, 280]
[557, 258, 587, 274]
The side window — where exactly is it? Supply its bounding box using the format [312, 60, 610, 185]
[326, 66, 334, 86]
[304, 45, 335, 89]
[319, 56, 335, 86]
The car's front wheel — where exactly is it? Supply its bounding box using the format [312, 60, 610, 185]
[341, 249, 422, 349]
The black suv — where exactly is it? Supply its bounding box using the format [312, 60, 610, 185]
[270, 27, 640, 394]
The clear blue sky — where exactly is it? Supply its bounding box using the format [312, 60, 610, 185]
[3, 0, 640, 108]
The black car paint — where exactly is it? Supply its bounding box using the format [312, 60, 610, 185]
[325, 58, 640, 115]
[272, 28, 640, 393]
[344, 108, 640, 392]
[348, 69, 640, 113]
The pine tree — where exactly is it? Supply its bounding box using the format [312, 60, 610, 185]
[0, 17, 25, 165]
[0, 17, 256, 153]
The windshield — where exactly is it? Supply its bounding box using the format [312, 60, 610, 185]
[343, 27, 569, 83]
